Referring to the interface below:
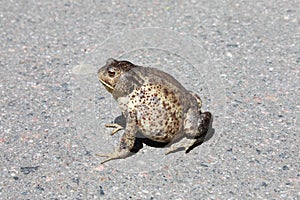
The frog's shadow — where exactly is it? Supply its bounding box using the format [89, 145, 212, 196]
[112, 114, 215, 153]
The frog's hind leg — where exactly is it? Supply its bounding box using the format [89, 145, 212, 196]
[185, 111, 213, 153]
[166, 109, 212, 155]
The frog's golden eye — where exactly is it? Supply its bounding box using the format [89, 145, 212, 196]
[107, 67, 116, 77]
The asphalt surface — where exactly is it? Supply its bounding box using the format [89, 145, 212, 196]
[1, 0, 299, 199]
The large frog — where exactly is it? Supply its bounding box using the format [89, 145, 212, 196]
[97, 58, 212, 164]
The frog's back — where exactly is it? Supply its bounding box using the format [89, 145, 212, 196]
[137, 67, 188, 92]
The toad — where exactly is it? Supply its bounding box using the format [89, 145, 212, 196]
[97, 58, 212, 163]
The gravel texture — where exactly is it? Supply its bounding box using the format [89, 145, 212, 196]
[1, 0, 299, 199]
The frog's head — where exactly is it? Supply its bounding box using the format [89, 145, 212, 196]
[97, 58, 136, 93]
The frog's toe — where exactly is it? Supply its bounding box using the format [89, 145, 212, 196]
[105, 123, 124, 135]
[96, 153, 120, 164]
[96, 149, 134, 164]
[185, 141, 204, 154]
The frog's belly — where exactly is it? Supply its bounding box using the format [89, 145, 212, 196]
[127, 82, 183, 142]
[135, 105, 181, 142]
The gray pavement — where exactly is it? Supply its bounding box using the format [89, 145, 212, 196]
[0, 0, 299, 199]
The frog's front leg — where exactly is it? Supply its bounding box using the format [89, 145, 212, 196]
[96, 131, 136, 164]
[97, 114, 138, 164]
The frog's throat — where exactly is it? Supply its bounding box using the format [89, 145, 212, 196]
[99, 79, 114, 93]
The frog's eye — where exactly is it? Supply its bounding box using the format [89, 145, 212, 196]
[107, 67, 116, 77]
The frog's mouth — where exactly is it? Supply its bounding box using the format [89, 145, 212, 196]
[99, 78, 114, 93]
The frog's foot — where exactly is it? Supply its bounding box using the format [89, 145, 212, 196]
[96, 151, 134, 164]
[165, 138, 196, 155]
[97, 129, 136, 164]
[105, 123, 124, 135]
[165, 146, 185, 155]
[185, 138, 205, 154]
